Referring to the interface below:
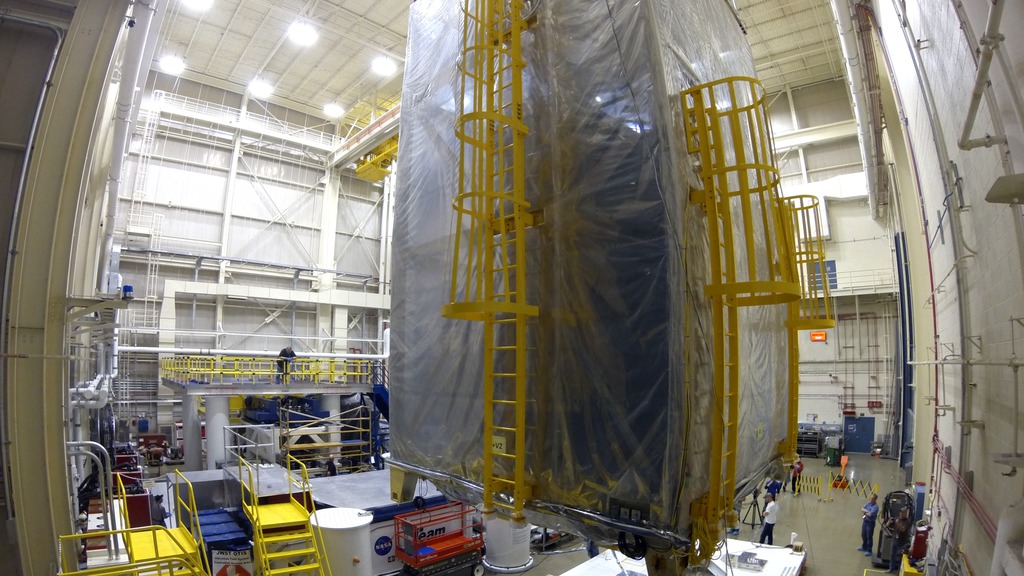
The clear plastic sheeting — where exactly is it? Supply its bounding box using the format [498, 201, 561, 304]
[391, 0, 789, 547]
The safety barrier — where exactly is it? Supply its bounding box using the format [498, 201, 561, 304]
[822, 471, 880, 502]
[161, 355, 379, 386]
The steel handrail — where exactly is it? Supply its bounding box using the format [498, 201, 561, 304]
[59, 525, 204, 575]
[174, 470, 210, 575]
[284, 454, 332, 576]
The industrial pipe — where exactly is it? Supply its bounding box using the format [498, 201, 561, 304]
[118, 345, 388, 360]
[0, 10, 65, 524]
[99, 0, 157, 294]
[67, 441, 120, 559]
[958, 0, 1008, 150]
[829, 0, 881, 217]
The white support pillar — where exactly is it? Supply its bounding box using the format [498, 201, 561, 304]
[205, 396, 229, 470]
[183, 395, 202, 471]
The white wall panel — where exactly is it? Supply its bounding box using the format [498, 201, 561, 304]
[874, 0, 1024, 570]
[232, 177, 321, 229]
[226, 216, 320, 265]
[144, 162, 228, 210]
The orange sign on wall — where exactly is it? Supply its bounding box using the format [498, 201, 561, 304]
[810, 331, 828, 342]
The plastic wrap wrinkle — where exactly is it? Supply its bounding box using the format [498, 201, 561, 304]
[391, 0, 789, 545]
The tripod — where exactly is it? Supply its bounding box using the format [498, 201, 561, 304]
[742, 493, 764, 529]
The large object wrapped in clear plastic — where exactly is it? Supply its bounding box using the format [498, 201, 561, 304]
[390, 0, 789, 546]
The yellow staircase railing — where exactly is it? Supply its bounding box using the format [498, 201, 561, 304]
[444, 0, 536, 523]
[59, 526, 206, 576]
[682, 76, 800, 563]
[241, 455, 331, 576]
[174, 470, 211, 576]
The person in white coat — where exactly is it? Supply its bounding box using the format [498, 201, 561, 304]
[759, 493, 778, 545]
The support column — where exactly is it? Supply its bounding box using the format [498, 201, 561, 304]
[183, 395, 202, 471]
[205, 396, 229, 470]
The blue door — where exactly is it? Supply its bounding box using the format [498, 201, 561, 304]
[844, 416, 875, 453]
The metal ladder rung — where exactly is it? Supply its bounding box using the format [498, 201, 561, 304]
[491, 425, 517, 432]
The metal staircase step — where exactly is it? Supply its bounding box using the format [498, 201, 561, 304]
[262, 530, 313, 544]
[266, 547, 318, 561]
[268, 562, 321, 575]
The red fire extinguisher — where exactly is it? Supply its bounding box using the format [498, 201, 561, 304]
[911, 524, 930, 560]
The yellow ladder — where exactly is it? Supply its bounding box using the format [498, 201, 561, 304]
[241, 456, 331, 576]
[682, 77, 800, 563]
[444, 0, 537, 522]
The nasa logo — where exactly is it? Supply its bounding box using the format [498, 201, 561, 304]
[374, 535, 393, 556]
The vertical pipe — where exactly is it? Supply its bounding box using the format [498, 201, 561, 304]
[99, 0, 158, 293]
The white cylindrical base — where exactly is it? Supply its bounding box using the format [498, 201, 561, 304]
[311, 507, 375, 576]
[183, 395, 202, 471]
[483, 516, 533, 573]
[205, 396, 229, 470]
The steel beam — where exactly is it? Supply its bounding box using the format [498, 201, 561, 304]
[773, 119, 858, 151]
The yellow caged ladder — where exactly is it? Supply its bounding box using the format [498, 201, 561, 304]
[444, 0, 537, 522]
[781, 195, 836, 462]
[681, 77, 800, 563]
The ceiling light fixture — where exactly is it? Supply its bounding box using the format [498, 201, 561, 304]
[181, 0, 214, 11]
[158, 54, 186, 75]
[248, 78, 273, 99]
[371, 56, 397, 77]
[287, 21, 318, 46]
[323, 103, 344, 119]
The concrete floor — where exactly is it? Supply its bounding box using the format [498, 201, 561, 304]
[513, 453, 906, 575]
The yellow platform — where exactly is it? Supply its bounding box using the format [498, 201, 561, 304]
[126, 526, 199, 561]
[249, 501, 310, 529]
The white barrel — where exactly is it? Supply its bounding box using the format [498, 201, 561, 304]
[482, 516, 533, 573]
[311, 507, 375, 576]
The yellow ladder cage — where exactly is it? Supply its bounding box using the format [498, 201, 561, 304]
[781, 195, 836, 461]
[681, 76, 800, 563]
[444, 0, 536, 522]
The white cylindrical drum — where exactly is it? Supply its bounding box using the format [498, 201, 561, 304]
[311, 507, 375, 576]
[482, 516, 533, 573]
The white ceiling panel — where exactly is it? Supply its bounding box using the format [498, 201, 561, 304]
[154, 0, 843, 128]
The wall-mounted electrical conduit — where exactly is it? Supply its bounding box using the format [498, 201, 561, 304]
[444, 0, 537, 523]
[681, 76, 800, 563]
[782, 195, 836, 461]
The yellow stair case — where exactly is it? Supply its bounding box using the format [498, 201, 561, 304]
[241, 455, 331, 576]
[56, 473, 208, 575]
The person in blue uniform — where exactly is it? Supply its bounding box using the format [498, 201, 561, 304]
[858, 493, 879, 556]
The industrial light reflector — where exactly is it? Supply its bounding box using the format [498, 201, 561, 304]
[287, 21, 318, 46]
[371, 56, 397, 76]
[323, 103, 344, 119]
[248, 78, 273, 99]
[158, 55, 186, 75]
[182, 0, 213, 11]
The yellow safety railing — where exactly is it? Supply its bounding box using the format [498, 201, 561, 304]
[682, 76, 800, 564]
[59, 527, 205, 576]
[161, 355, 375, 386]
[823, 472, 880, 502]
[174, 470, 210, 576]
[445, 0, 536, 522]
[355, 134, 399, 182]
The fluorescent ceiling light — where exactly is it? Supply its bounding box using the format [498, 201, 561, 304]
[158, 54, 186, 75]
[181, 0, 213, 11]
[323, 103, 344, 119]
[248, 78, 273, 99]
[371, 56, 397, 76]
[287, 21, 318, 46]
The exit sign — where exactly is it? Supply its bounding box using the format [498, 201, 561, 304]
[810, 331, 827, 342]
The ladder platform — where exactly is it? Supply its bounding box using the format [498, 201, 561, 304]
[252, 501, 311, 529]
[126, 526, 198, 561]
